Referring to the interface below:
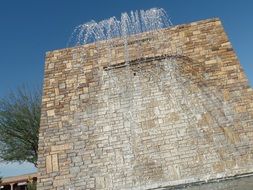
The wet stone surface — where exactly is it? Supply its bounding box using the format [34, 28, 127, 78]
[38, 16, 253, 190]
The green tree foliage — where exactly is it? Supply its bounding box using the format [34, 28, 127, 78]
[27, 181, 37, 190]
[27, 176, 37, 190]
[0, 86, 41, 166]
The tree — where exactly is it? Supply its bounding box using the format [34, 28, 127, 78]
[27, 176, 37, 190]
[0, 86, 41, 166]
[27, 181, 37, 190]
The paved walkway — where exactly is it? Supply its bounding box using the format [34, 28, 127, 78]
[172, 176, 253, 190]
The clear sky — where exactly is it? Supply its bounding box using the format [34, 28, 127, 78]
[0, 0, 252, 177]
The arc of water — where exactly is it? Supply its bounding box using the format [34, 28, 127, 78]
[68, 8, 171, 47]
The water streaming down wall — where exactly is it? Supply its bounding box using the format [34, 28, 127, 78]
[37, 8, 253, 190]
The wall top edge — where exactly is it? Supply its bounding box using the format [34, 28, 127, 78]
[45, 17, 221, 55]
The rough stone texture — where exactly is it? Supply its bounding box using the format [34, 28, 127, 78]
[37, 18, 253, 190]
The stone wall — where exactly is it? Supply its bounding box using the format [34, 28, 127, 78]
[37, 18, 253, 189]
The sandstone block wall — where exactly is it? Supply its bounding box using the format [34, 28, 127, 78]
[37, 18, 253, 190]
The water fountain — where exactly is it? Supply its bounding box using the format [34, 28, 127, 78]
[37, 7, 253, 190]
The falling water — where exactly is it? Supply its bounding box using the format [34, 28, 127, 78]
[68, 8, 172, 47]
[67, 7, 251, 190]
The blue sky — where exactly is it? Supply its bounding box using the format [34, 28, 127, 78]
[0, 0, 252, 177]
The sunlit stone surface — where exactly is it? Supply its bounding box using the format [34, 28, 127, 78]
[37, 8, 253, 190]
